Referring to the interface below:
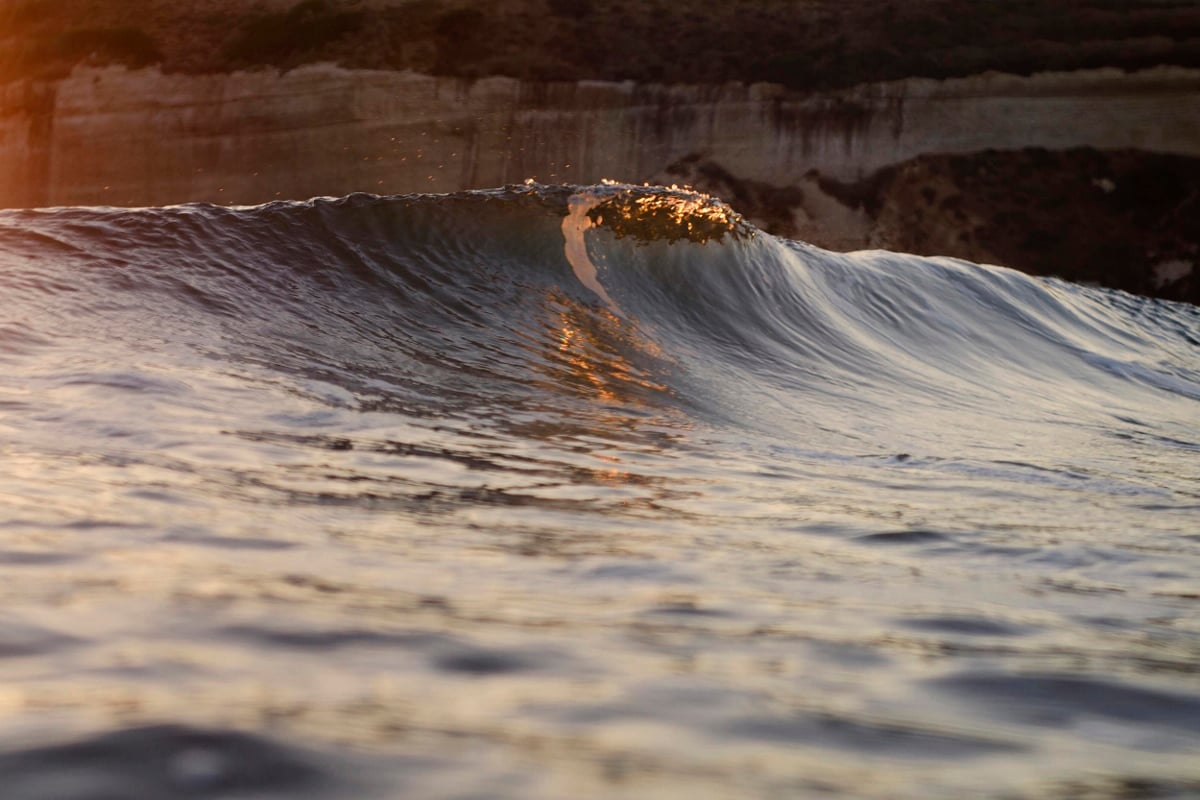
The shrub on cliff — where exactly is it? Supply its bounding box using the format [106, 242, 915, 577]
[51, 27, 162, 68]
[0, 25, 162, 81]
[3, 0, 53, 26]
[547, 0, 592, 19]
[432, 8, 488, 68]
[223, 0, 365, 68]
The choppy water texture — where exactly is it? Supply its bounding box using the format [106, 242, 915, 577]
[0, 183, 1198, 799]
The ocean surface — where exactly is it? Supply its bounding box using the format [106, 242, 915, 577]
[0, 182, 1198, 799]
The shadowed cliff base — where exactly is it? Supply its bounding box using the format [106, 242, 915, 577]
[3, 0, 1200, 88]
[664, 149, 1200, 305]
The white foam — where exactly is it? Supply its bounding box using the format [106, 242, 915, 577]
[562, 191, 623, 316]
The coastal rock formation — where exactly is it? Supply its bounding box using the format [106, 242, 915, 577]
[1, 64, 1197, 301]
[665, 150, 1200, 305]
[1, 64, 1198, 209]
[856, 149, 1199, 304]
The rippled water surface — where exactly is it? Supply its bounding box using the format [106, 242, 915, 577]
[0, 185, 1198, 799]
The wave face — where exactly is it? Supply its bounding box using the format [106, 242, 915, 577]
[0, 184, 1198, 799]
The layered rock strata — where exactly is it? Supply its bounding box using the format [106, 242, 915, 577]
[1, 64, 1198, 209]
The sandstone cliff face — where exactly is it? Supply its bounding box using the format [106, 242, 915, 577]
[1, 64, 1198, 209]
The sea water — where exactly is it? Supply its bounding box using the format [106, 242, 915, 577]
[0, 183, 1197, 799]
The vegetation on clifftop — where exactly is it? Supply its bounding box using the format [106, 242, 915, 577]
[3, 0, 1200, 86]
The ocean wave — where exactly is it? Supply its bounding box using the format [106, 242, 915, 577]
[2, 184, 1195, 424]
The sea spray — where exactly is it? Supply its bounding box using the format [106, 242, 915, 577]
[562, 189, 622, 314]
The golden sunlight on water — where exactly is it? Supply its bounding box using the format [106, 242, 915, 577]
[552, 304, 670, 404]
[588, 181, 749, 245]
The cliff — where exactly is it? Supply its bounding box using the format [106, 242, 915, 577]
[1, 64, 1199, 209]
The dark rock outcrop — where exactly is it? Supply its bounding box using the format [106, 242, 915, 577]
[669, 149, 1200, 304]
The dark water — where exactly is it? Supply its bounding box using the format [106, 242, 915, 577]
[0, 183, 1198, 799]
